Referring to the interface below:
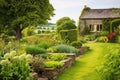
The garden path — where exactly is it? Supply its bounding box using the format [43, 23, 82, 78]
[56, 43, 106, 80]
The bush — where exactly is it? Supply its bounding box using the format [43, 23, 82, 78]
[31, 57, 45, 73]
[25, 45, 46, 55]
[38, 42, 52, 49]
[85, 34, 96, 41]
[0, 51, 33, 80]
[55, 44, 78, 55]
[44, 61, 63, 68]
[107, 32, 116, 42]
[97, 49, 120, 80]
[48, 53, 67, 61]
[95, 36, 107, 42]
[100, 31, 109, 36]
[60, 29, 77, 43]
[71, 41, 82, 48]
[79, 37, 88, 43]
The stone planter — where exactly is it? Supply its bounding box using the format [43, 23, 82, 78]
[39, 54, 75, 80]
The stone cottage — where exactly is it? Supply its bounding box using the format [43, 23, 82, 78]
[79, 8, 120, 33]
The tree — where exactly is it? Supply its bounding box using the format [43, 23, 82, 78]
[0, 0, 54, 39]
[56, 17, 76, 33]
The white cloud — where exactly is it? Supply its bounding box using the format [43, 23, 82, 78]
[50, 0, 86, 9]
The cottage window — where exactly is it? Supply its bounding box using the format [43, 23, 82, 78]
[89, 24, 94, 31]
[100, 24, 102, 31]
[97, 25, 99, 31]
[96, 24, 102, 31]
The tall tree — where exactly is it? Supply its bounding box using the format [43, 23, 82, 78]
[0, 0, 54, 39]
[56, 17, 76, 33]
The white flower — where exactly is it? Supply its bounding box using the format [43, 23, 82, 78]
[10, 50, 17, 56]
[4, 53, 11, 59]
[0, 59, 10, 65]
[25, 54, 33, 63]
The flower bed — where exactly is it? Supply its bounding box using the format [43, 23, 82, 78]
[31, 54, 75, 80]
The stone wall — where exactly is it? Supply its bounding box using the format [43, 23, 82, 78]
[31, 46, 88, 80]
[42, 54, 75, 80]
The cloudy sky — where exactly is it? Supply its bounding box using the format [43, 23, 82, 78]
[49, 0, 120, 24]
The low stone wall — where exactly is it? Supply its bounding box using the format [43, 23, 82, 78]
[78, 46, 89, 55]
[31, 46, 88, 80]
[41, 54, 75, 80]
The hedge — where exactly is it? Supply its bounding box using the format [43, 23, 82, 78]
[60, 29, 77, 43]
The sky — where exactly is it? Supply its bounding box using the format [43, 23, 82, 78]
[49, 0, 120, 24]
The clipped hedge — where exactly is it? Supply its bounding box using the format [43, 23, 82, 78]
[71, 41, 82, 48]
[60, 29, 77, 43]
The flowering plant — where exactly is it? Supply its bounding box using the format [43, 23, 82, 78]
[107, 32, 116, 42]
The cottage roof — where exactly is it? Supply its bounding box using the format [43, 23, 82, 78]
[80, 8, 120, 19]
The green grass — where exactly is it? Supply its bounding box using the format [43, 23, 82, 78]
[56, 42, 120, 80]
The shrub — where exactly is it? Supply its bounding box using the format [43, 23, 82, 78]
[48, 53, 67, 61]
[0, 51, 33, 80]
[60, 29, 77, 43]
[95, 36, 107, 42]
[97, 49, 120, 80]
[47, 46, 56, 53]
[55, 44, 78, 55]
[79, 37, 88, 43]
[25, 45, 46, 55]
[100, 31, 109, 36]
[38, 42, 52, 49]
[31, 57, 45, 73]
[107, 32, 116, 42]
[44, 61, 63, 68]
[71, 41, 82, 48]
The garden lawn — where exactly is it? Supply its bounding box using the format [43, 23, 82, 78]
[56, 42, 120, 80]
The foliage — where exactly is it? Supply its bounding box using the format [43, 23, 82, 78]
[25, 45, 46, 55]
[0, 51, 33, 80]
[100, 31, 109, 36]
[54, 44, 78, 55]
[84, 34, 97, 41]
[31, 57, 45, 73]
[22, 26, 36, 37]
[56, 17, 76, 33]
[71, 41, 82, 48]
[60, 29, 77, 44]
[38, 42, 52, 49]
[102, 18, 113, 31]
[107, 32, 116, 42]
[81, 20, 90, 35]
[97, 49, 120, 80]
[0, 0, 54, 39]
[48, 53, 67, 61]
[110, 19, 120, 32]
[20, 34, 55, 45]
[117, 36, 120, 43]
[47, 46, 56, 53]
[95, 36, 107, 42]
[44, 61, 63, 68]
[80, 5, 91, 17]
[78, 5, 90, 35]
